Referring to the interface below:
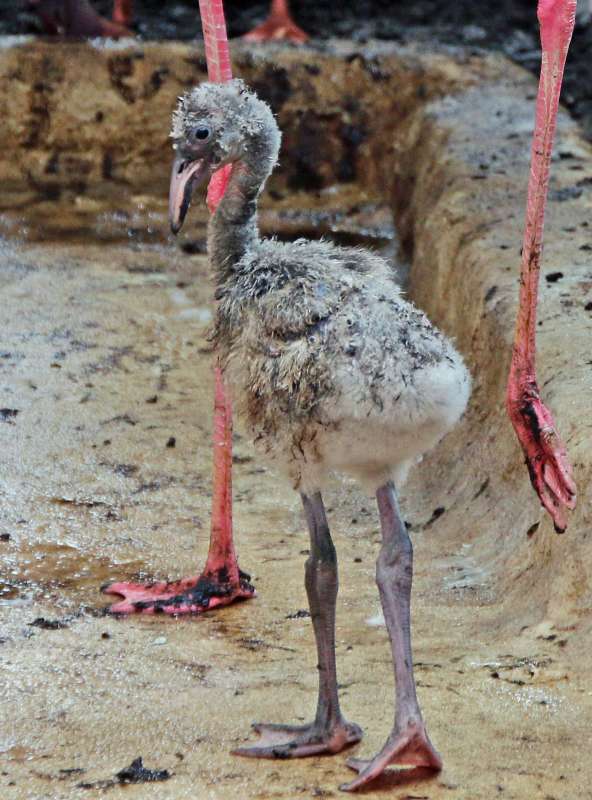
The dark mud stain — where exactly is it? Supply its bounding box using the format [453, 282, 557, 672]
[238, 637, 296, 653]
[77, 757, 171, 790]
[100, 413, 137, 426]
[473, 478, 490, 499]
[24, 56, 62, 149]
[180, 239, 207, 255]
[251, 65, 292, 113]
[285, 111, 325, 192]
[174, 660, 210, 681]
[30, 766, 87, 782]
[107, 54, 136, 105]
[422, 506, 446, 528]
[59, 768, 85, 778]
[87, 346, 135, 375]
[112, 463, 139, 477]
[11, 542, 129, 598]
[102, 151, 114, 180]
[29, 616, 69, 630]
[286, 609, 311, 619]
[232, 453, 253, 464]
[545, 271, 564, 283]
[116, 757, 170, 784]
[50, 497, 108, 510]
[144, 65, 169, 100]
[132, 476, 176, 493]
[549, 186, 583, 202]
[0, 581, 22, 601]
[337, 104, 368, 183]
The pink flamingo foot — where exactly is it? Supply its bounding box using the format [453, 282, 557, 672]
[507, 385, 576, 533]
[103, 567, 254, 615]
[340, 722, 442, 792]
[233, 719, 362, 759]
[243, 0, 308, 43]
[103, 362, 250, 616]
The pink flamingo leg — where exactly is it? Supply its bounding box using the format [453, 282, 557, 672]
[104, 0, 255, 614]
[29, 0, 131, 38]
[506, 0, 577, 533]
[105, 368, 253, 615]
[112, 0, 133, 27]
[243, 0, 308, 44]
[202, 365, 241, 587]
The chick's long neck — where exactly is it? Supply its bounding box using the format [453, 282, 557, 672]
[207, 155, 265, 283]
[207, 116, 281, 282]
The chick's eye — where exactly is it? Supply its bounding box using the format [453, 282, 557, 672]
[194, 127, 210, 141]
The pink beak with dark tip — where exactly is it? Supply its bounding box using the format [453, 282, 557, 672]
[168, 156, 209, 234]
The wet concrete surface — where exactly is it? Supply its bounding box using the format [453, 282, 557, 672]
[2, 236, 591, 800]
[1, 40, 592, 800]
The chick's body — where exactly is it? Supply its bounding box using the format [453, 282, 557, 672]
[215, 236, 470, 493]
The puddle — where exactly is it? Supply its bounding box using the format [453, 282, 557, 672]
[0, 190, 400, 269]
[0, 746, 35, 763]
[0, 581, 30, 607]
[1, 540, 140, 606]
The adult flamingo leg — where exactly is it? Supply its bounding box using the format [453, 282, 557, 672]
[112, 0, 133, 27]
[243, 0, 308, 43]
[28, 0, 131, 37]
[506, 0, 577, 533]
[103, 0, 255, 615]
[104, 367, 254, 614]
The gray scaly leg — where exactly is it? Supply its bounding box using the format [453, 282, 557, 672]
[234, 491, 361, 758]
[341, 481, 442, 791]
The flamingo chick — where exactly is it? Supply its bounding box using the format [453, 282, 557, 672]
[169, 80, 470, 792]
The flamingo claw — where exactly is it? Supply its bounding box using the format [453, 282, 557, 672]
[508, 387, 576, 533]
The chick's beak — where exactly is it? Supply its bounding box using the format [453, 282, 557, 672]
[168, 156, 209, 234]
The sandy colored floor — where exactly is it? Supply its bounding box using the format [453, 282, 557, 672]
[1, 235, 590, 800]
[1, 36, 592, 800]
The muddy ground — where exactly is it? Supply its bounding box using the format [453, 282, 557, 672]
[3, 0, 592, 141]
[0, 31, 592, 800]
[1, 231, 590, 799]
